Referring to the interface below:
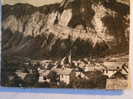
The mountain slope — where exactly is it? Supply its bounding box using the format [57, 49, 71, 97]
[2, 0, 130, 59]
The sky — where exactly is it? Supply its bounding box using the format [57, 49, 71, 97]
[2, 0, 130, 6]
[2, 0, 63, 6]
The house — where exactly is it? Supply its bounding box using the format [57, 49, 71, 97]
[15, 70, 27, 80]
[38, 70, 51, 83]
[104, 62, 128, 89]
[103, 69, 117, 78]
[83, 63, 106, 72]
[53, 68, 72, 84]
[84, 66, 95, 72]
[73, 68, 88, 79]
[111, 71, 127, 80]
[103, 62, 128, 78]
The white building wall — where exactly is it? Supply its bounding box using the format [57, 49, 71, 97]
[60, 75, 70, 84]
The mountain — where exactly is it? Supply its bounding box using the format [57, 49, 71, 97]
[2, 0, 129, 59]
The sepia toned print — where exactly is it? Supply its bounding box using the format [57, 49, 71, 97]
[1, 0, 130, 89]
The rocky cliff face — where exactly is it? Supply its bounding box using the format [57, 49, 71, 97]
[2, 0, 129, 59]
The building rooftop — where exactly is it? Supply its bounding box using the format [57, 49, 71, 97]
[54, 68, 72, 75]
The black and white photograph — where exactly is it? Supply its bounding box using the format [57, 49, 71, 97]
[1, 0, 130, 89]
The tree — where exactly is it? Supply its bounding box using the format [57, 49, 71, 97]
[47, 71, 59, 82]
[24, 73, 39, 87]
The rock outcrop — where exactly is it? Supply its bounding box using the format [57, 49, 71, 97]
[2, 0, 129, 59]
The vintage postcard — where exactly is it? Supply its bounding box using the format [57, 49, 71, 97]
[1, 0, 130, 89]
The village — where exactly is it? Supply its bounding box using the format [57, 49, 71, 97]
[13, 55, 128, 89]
